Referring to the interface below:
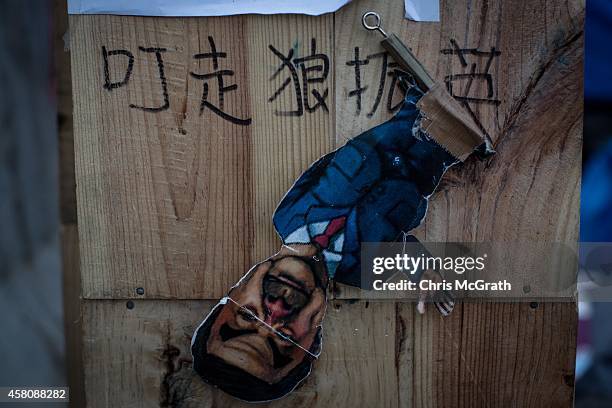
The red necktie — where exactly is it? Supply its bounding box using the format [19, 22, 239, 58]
[313, 216, 346, 249]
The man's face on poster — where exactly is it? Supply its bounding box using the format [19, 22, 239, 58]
[204, 251, 327, 384]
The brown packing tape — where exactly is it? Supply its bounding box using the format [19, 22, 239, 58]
[416, 83, 485, 161]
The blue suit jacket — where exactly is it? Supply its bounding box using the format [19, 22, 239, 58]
[273, 87, 457, 286]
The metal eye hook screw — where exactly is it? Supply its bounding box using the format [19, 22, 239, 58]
[362, 11, 388, 38]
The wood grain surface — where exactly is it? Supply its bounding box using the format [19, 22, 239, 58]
[82, 300, 398, 408]
[71, 14, 334, 299]
[80, 300, 576, 407]
[56, 0, 86, 404]
[69, 0, 583, 406]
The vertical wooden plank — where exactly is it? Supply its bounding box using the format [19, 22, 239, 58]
[245, 14, 335, 261]
[333, 0, 440, 300]
[395, 303, 463, 408]
[311, 301, 398, 407]
[335, 0, 440, 141]
[334, 0, 582, 406]
[423, 0, 583, 244]
[56, 0, 77, 225]
[70, 16, 255, 299]
[60, 225, 86, 408]
[56, 0, 86, 405]
[81, 300, 209, 408]
[397, 303, 577, 407]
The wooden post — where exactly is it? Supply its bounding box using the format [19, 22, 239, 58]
[68, 0, 583, 406]
[55, 0, 86, 405]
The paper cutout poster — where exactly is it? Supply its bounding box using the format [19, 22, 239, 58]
[191, 85, 482, 401]
[68, 0, 440, 21]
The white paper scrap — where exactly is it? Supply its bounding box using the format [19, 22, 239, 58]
[67, 0, 353, 16]
[404, 0, 440, 22]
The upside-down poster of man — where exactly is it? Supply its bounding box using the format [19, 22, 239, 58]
[192, 74, 488, 401]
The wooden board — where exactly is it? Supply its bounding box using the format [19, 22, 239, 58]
[71, 14, 334, 299]
[56, 0, 77, 225]
[399, 302, 577, 407]
[333, 0, 583, 299]
[71, 0, 583, 300]
[81, 300, 575, 407]
[69, 0, 583, 406]
[82, 300, 397, 407]
[60, 225, 86, 407]
[244, 14, 335, 262]
[56, 0, 86, 404]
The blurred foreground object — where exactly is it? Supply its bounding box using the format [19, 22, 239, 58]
[0, 0, 66, 392]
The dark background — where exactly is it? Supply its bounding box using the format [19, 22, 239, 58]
[0, 0, 65, 393]
[575, 1, 612, 407]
